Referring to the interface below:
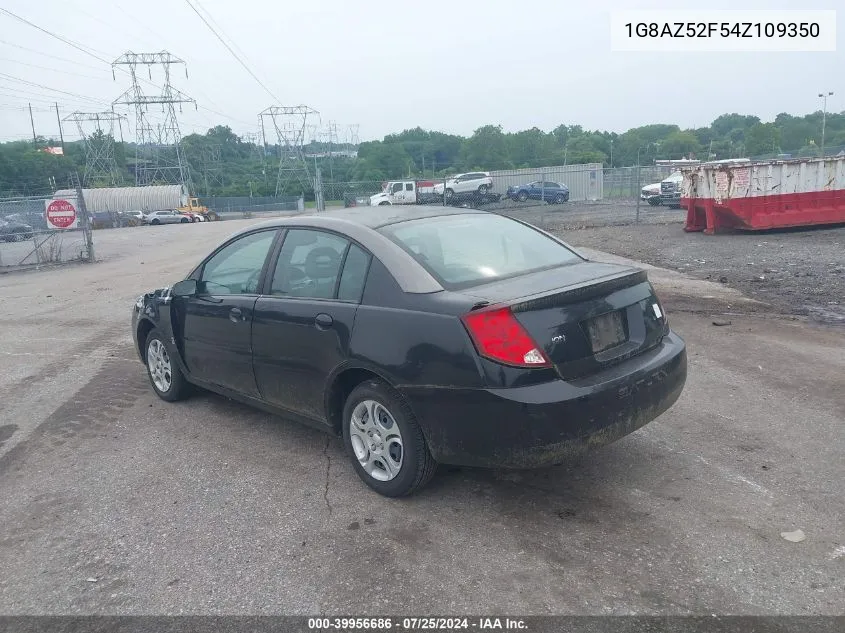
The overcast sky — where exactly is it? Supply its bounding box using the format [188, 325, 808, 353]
[0, 0, 841, 143]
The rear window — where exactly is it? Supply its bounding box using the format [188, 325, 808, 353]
[379, 213, 582, 289]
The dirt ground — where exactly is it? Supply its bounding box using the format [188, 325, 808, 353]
[0, 219, 843, 615]
[557, 222, 845, 325]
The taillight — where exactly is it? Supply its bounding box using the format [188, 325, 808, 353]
[461, 306, 551, 368]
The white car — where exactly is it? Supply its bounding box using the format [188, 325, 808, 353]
[144, 210, 192, 225]
[433, 172, 494, 199]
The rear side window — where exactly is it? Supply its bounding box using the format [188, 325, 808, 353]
[380, 214, 582, 289]
[337, 244, 371, 302]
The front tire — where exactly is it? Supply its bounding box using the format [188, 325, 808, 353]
[180, 217, 190, 223]
[144, 329, 189, 402]
[445, 188, 454, 199]
[342, 379, 437, 497]
[151, 219, 161, 225]
[478, 184, 489, 194]
[553, 194, 565, 204]
[378, 201, 391, 206]
[517, 191, 528, 202]
[647, 197, 662, 206]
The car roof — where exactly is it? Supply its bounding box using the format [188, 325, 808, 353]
[228, 206, 495, 294]
[245, 205, 483, 231]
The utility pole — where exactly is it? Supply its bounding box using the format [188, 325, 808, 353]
[635, 146, 642, 224]
[818, 91, 834, 157]
[28, 103, 37, 144]
[73, 173, 95, 263]
[54, 103, 64, 152]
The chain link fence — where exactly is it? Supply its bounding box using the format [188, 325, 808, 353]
[311, 165, 681, 210]
[0, 196, 95, 270]
[198, 195, 301, 219]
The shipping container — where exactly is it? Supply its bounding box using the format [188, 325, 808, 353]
[52, 185, 188, 214]
[682, 157, 845, 234]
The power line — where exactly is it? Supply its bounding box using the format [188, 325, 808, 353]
[0, 39, 105, 71]
[0, 8, 112, 64]
[0, 72, 112, 107]
[0, 86, 108, 109]
[182, 0, 281, 103]
[0, 57, 108, 81]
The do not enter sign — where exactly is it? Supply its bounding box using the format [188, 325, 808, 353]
[46, 199, 78, 229]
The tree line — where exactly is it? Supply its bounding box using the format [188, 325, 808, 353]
[1, 110, 843, 197]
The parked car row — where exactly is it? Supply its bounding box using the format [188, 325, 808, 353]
[366, 172, 572, 208]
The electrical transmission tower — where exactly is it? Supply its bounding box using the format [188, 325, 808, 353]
[259, 105, 320, 196]
[189, 144, 224, 196]
[346, 124, 360, 149]
[63, 111, 128, 187]
[112, 52, 196, 188]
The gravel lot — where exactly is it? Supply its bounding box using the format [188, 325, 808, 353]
[556, 222, 845, 325]
[0, 217, 843, 615]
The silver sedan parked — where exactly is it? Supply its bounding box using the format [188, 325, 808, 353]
[143, 210, 192, 226]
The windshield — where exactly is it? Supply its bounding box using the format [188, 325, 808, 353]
[379, 213, 583, 288]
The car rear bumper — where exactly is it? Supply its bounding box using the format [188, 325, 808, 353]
[401, 330, 687, 468]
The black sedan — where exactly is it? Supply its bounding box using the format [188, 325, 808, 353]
[132, 207, 686, 496]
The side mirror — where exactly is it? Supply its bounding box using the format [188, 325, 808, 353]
[171, 279, 198, 297]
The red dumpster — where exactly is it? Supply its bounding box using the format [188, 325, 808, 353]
[682, 157, 845, 234]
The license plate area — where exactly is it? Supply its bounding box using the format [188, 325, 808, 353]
[585, 310, 628, 354]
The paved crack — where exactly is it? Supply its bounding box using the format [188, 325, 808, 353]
[322, 436, 333, 517]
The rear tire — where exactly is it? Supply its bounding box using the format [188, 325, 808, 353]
[144, 329, 190, 402]
[342, 379, 437, 497]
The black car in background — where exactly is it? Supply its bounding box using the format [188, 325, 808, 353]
[132, 207, 687, 497]
[0, 218, 34, 242]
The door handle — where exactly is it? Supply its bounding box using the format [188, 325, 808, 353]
[229, 307, 243, 322]
[314, 313, 333, 329]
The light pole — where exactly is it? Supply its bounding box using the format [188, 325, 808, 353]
[819, 91, 834, 157]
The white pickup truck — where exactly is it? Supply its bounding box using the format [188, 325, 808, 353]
[369, 180, 440, 206]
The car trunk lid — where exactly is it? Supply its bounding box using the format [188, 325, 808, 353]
[461, 262, 668, 379]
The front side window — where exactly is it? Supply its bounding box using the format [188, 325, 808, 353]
[199, 230, 277, 295]
[270, 229, 349, 299]
[381, 214, 582, 288]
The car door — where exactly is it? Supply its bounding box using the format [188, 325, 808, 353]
[527, 181, 541, 200]
[176, 228, 279, 397]
[252, 228, 371, 421]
